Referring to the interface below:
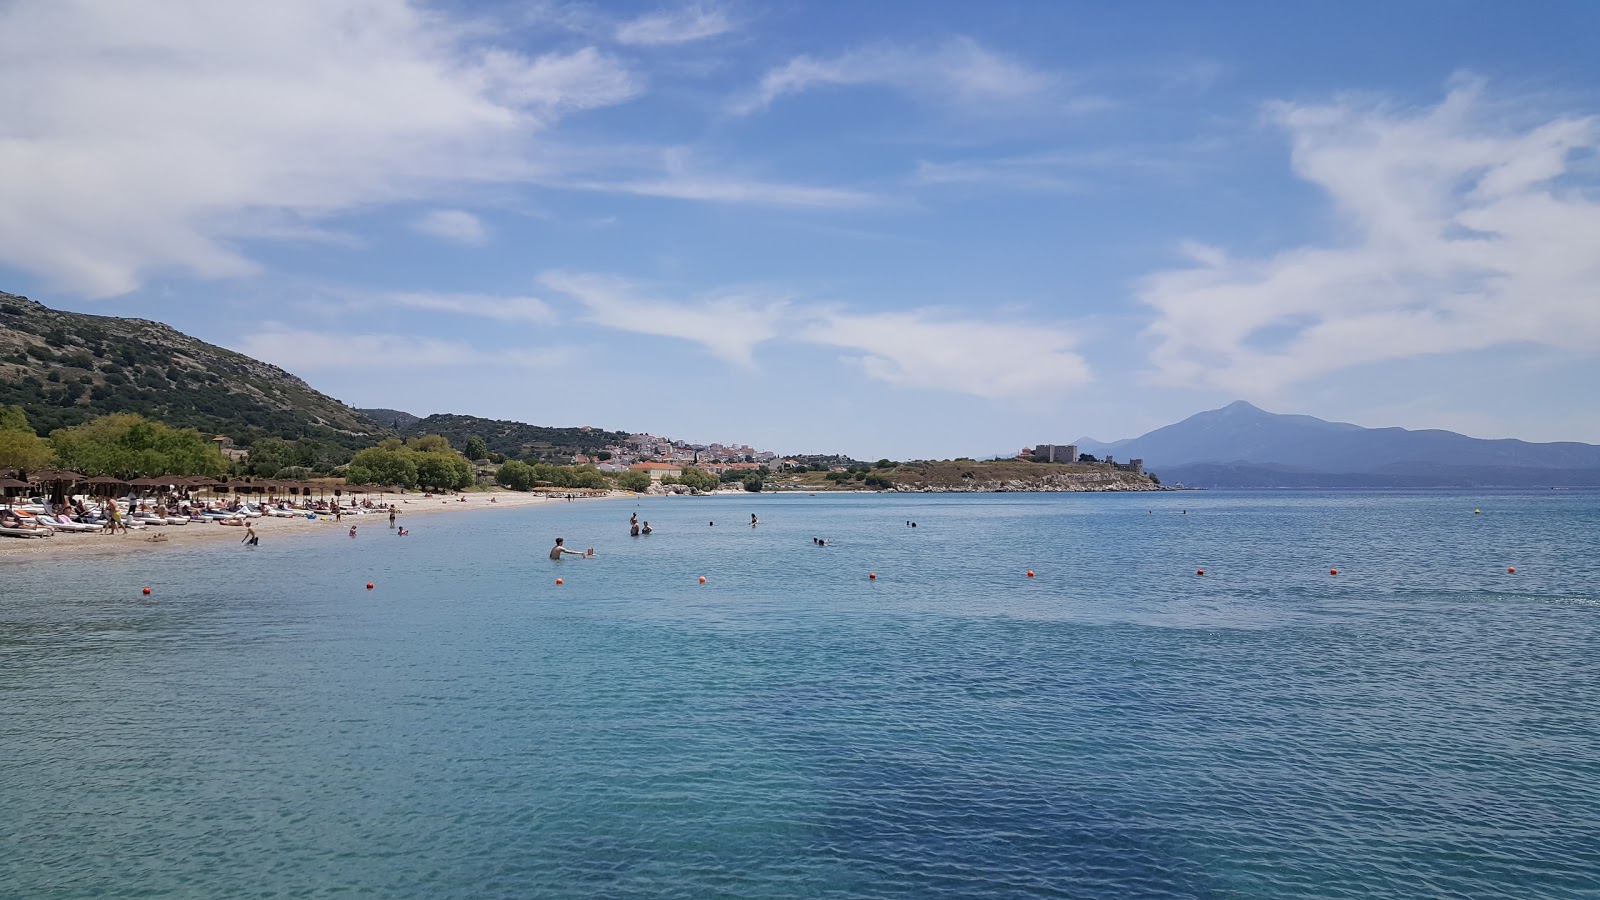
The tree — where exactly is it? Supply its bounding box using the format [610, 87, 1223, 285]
[407, 434, 453, 454]
[49, 413, 226, 478]
[615, 470, 652, 492]
[247, 437, 297, 478]
[864, 474, 893, 490]
[677, 466, 718, 493]
[742, 473, 763, 492]
[345, 446, 418, 487]
[497, 459, 534, 491]
[414, 451, 472, 490]
[0, 405, 55, 474]
[464, 435, 488, 462]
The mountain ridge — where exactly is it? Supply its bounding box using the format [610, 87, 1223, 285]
[1075, 401, 1600, 487]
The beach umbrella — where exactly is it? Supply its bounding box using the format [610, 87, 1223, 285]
[0, 476, 30, 498]
[81, 475, 127, 497]
[25, 469, 83, 505]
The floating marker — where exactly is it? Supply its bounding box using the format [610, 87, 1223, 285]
[555, 578, 563, 586]
[1475, 509, 1481, 514]
[1330, 569, 1338, 576]
[1507, 567, 1516, 574]
[366, 582, 374, 590]
[142, 587, 151, 595]
[868, 572, 877, 580]
[1027, 570, 1035, 578]
[699, 576, 706, 584]
[1196, 569, 1205, 576]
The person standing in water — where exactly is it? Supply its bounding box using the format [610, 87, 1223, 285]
[549, 537, 591, 559]
[751, 513, 759, 527]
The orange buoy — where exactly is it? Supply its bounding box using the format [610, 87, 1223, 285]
[1330, 569, 1338, 576]
[1507, 567, 1516, 574]
[142, 587, 151, 595]
[868, 572, 876, 580]
[1196, 569, 1204, 576]
[698, 576, 706, 584]
[1027, 570, 1035, 578]
[555, 578, 563, 585]
[366, 582, 374, 590]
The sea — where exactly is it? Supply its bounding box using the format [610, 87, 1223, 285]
[2, 490, 1597, 899]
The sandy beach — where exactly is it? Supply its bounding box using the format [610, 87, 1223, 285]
[0, 490, 628, 560]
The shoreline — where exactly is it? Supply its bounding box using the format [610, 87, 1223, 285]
[0, 489, 632, 560]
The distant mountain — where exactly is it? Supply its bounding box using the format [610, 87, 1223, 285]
[394, 413, 630, 462]
[357, 407, 423, 431]
[1076, 401, 1600, 488]
[0, 291, 387, 447]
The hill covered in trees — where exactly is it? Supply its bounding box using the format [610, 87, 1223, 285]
[386, 412, 629, 462]
[0, 292, 387, 448]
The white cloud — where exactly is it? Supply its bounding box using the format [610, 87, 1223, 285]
[732, 38, 1061, 116]
[0, 0, 637, 297]
[540, 271, 788, 367]
[235, 327, 576, 371]
[615, 5, 733, 46]
[412, 209, 490, 245]
[541, 269, 1092, 397]
[1140, 79, 1600, 393]
[799, 310, 1092, 398]
[382, 291, 556, 324]
[576, 175, 879, 209]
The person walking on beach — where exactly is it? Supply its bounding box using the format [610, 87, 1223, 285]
[389, 507, 396, 529]
[242, 521, 258, 546]
[109, 501, 126, 535]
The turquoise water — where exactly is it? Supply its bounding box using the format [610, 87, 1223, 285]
[3, 490, 1598, 898]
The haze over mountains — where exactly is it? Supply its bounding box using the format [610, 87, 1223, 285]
[1077, 402, 1600, 487]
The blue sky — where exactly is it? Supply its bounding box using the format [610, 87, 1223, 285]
[3, 1, 1599, 459]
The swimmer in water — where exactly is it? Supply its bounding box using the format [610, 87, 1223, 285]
[549, 537, 588, 559]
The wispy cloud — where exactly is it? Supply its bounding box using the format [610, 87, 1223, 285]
[1140, 77, 1600, 393]
[731, 37, 1067, 116]
[382, 291, 557, 324]
[412, 209, 490, 245]
[615, 4, 733, 46]
[540, 270, 1093, 397]
[235, 327, 578, 370]
[575, 175, 879, 209]
[800, 310, 1092, 398]
[540, 271, 789, 366]
[0, 0, 637, 297]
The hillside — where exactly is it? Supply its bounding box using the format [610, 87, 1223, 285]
[357, 407, 423, 430]
[0, 291, 387, 446]
[779, 459, 1161, 492]
[1075, 401, 1600, 486]
[394, 413, 630, 462]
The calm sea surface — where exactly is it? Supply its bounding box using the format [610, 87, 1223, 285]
[2, 490, 1598, 899]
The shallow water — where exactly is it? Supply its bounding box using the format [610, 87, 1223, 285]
[3, 490, 1598, 898]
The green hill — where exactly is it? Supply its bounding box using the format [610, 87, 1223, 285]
[395, 412, 629, 462]
[0, 291, 388, 447]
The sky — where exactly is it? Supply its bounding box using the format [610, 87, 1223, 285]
[3, 0, 1599, 460]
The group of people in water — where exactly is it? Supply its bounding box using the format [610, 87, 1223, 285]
[551, 509, 840, 562]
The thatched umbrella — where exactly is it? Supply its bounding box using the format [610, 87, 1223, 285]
[26, 469, 84, 505]
[82, 475, 127, 497]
